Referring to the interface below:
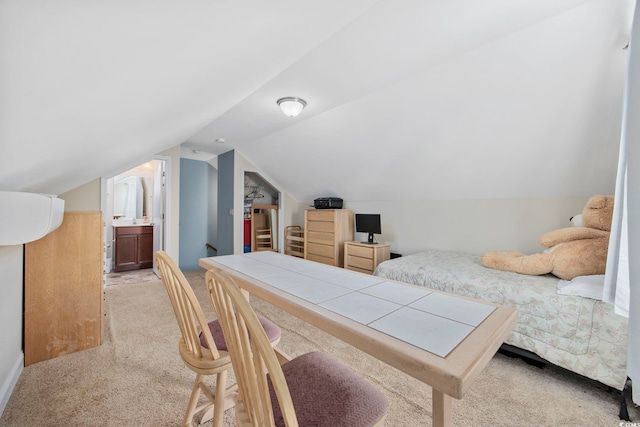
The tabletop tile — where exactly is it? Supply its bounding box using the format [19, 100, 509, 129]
[325, 271, 386, 290]
[286, 281, 353, 304]
[208, 255, 262, 270]
[409, 293, 495, 327]
[361, 281, 432, 305]
[320, 292, 401, 324]
[245, 251, 280, 261]
[369, 307, 474, 357]
[261, 271, 325, 291]
[295, 263, 348, 280]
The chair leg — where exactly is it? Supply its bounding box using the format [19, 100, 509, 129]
[183, 373, 204, 427]
[211, 370, 228, 427]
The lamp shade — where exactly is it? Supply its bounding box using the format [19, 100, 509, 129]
[277, 97, 307, 117]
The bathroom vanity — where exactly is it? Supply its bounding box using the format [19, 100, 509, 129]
[113, 224, 154, 272]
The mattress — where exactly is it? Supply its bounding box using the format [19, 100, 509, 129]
[374, 250, 628, 390]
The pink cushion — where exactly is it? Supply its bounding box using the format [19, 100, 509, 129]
[200, 314, 281, 351]
[269, 351, 387, 427]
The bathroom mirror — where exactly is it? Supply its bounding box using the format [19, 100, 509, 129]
[113, 176, 152, 220]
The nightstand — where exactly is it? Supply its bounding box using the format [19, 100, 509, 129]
[344, 241, 391, 274]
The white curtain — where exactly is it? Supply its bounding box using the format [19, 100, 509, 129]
[603, 0, 639, 405]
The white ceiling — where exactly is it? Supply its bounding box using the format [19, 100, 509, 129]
[0, 0, 635, 202]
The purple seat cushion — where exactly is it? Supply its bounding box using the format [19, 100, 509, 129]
[200, 314, 281, 351]
[269, 351, 387, 427]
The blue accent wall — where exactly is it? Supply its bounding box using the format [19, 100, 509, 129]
[207, 164, 218, 255]
[217, 150, 234, 255]
[179, 158, 216, 270]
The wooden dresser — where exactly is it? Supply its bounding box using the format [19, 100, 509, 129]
[344, 241, 391, 274]
[24, 211, 104, 365]
[304, 209, 353, 267]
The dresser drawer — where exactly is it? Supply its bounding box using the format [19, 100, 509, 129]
[348, 244, 374, 259]
[306, 210, 336, 222]
[307, 242, 335, 259]
[306, 253, 336, 266]
[306, 220, 335, 233]
[346, 255, 374, 271]
[346, 265, 372, 275]
[306, 230, 334, 245]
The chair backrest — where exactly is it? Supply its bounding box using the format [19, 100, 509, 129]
[155, 251, 221, 360]
[205, 267, 298, 427]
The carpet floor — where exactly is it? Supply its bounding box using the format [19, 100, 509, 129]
[0, 269, 631, 426]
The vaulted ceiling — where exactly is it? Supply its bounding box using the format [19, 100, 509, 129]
[0, 0, 634, 202]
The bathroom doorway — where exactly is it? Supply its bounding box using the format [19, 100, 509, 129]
[103, 157, 168, 281]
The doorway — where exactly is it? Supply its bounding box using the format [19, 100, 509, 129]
[103, 158, 168, 280]
[244, 172, 280, 253]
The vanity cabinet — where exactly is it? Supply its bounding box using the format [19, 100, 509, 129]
[304, 209, 353, 267]
[114, 226, 153, 271]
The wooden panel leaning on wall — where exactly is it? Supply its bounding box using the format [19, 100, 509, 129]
[24, 211, 104, 366]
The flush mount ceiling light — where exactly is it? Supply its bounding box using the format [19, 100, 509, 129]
[277, 97, 307, 117]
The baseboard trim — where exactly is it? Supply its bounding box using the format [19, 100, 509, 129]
[0, 353, 24, 416]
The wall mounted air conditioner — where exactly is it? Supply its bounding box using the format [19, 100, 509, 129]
[0, 191, 65, 246]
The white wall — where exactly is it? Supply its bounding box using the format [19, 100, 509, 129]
[157, 147, 181, 262]
[0, 246, 25, 416]
[293, 197, 591, 256]
[60, 179, 101, 211]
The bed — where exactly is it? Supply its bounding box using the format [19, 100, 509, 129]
[373, 249, 628, 390]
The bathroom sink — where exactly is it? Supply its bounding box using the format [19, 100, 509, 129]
[112, 218, 134, 226]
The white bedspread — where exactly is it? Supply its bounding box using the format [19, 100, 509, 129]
[374, 250, 628, 390]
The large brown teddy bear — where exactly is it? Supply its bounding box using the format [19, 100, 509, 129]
[481, 195, 614, 280]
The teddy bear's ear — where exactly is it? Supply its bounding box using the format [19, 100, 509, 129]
[582, 195, 614, 231]
[570, 214, 583, 227]
[585, 194, 609, 209]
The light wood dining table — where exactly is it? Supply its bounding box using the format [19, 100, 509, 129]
[200, 252, 517, 427]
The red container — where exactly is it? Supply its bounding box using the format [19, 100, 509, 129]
[244, 220, 251, 246]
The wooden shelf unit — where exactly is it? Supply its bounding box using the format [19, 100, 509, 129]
[285, 225, 304, 258]
[24, 211, 104, 366]
[304, 209, 353, 267]
[250, 204, 278, 252]
[344, 241, 391, 274]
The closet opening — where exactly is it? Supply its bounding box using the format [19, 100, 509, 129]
[243, 172, 280, 253]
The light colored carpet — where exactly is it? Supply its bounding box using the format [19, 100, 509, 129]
[0, 269, 628, 426]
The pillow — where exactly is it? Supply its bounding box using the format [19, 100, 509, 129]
[557, 274, 605, 300]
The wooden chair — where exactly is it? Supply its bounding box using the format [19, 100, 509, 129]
[154, 251, 282, 427]
[255, 227, 273, 251]
[205, 267, 388, 427]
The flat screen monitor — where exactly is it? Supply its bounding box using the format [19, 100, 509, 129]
[355, 213, 381, 244]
